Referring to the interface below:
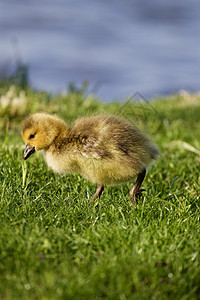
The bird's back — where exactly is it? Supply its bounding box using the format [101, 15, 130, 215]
[72, 114, 158, 161]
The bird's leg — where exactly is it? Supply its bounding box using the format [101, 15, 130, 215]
[91, 185, 104, 203]
[129, 168, 146, 205]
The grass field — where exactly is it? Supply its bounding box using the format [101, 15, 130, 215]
[0, 85, 200, 299]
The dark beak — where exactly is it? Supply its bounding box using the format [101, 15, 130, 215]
[23, 144, 35, 160]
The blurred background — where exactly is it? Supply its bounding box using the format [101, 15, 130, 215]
[0, 0, 200, 101]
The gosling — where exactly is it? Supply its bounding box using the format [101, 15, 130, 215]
[22, 113, 159, 204]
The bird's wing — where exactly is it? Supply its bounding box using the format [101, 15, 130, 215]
[80, 136, 111, 159]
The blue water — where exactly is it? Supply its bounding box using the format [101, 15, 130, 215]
[0, 0, 200, 101]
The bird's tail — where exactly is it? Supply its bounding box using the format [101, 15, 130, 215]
[149, 143, 160, 160]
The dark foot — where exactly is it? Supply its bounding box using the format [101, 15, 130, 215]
[130, 188, 146, 205]
[129, 168, 146, 205]
[90, 185, 104, 204]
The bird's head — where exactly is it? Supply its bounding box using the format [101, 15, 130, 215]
[22, 113, 66, 160]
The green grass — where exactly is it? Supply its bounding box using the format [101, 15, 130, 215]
[0, 86, 200, 299]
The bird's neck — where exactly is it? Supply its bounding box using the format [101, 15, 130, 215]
[46, 126, 69, 152]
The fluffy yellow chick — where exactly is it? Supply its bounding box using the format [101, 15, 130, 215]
[22, 113, 159, 204]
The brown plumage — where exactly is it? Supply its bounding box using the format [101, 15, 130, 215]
[22, 113, 159, 204]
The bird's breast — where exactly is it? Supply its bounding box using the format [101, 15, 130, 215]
[44, 150, 80, 174]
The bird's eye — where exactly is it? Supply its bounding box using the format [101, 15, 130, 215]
[29, 134, 35, 139]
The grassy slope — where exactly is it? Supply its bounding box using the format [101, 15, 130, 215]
[0, 86, 200, 299]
